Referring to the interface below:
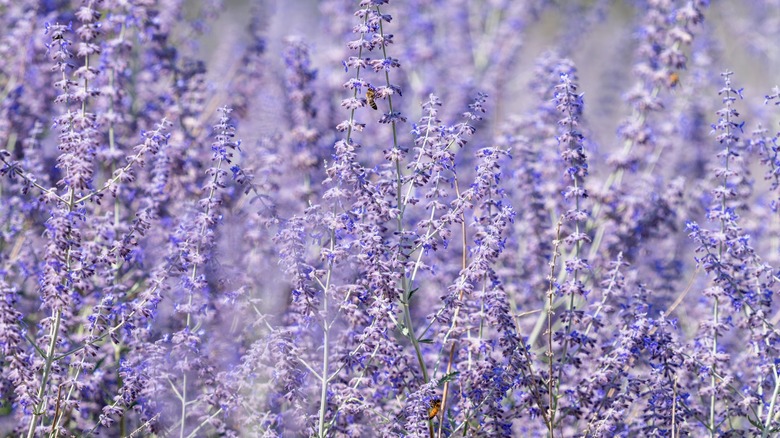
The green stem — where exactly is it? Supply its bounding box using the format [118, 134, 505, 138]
[709, 297, 718, 437]
[178, 145, 224, 436]
[546, 219, 563, 436]
[179, 374, 188, 438]
[762, 366, 780, 437]
[26, 309, 63, 438]
[375, 5, 428, 385]
[26, 182, 75, 438]
[318, 230, 334, 437]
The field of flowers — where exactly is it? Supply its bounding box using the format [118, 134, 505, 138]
[3, 0, 780, 436]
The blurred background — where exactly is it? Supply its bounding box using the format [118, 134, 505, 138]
[201, 0, 780, 151]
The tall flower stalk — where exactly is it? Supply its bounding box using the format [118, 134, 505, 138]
[544, 68, 591, 432]
[26, 9, 102, 435]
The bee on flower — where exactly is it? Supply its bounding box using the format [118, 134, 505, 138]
[428, 398, 441, 420]
[366, 86, 378, 110]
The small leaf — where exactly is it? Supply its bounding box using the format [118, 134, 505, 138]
[437, 371, 460, 385]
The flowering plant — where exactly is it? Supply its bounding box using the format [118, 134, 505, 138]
[3, 1, 780, 437]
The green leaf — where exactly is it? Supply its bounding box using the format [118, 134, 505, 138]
[437, 371, 460, 385]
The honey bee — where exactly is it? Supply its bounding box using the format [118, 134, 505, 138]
[366, 86, 378, 110]
[428, 398, 442, 420]
[667, 72, 680, 88]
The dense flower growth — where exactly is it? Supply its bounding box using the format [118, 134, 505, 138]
[4, 0, 780, 436]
